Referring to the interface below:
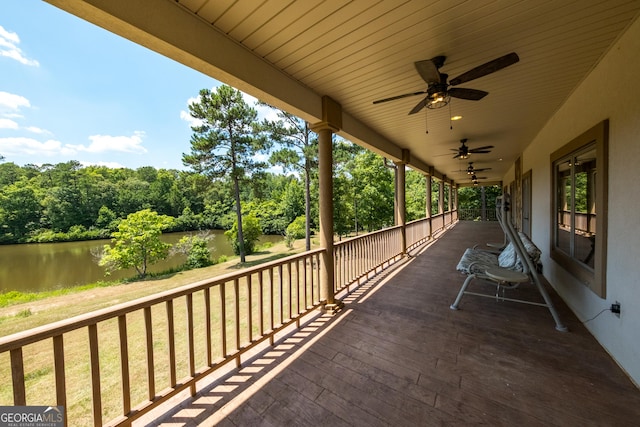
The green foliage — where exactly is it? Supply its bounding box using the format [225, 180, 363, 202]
[350, 150, 394, 232]
[243, 200, 286, 235]
[285, 215, 307, 249]
[286, 216, 307, 239]
[261, 103, 317, 250]
[27, 228, 106, 243]
[225, 213, 261, 256]
[457, 185, 501, 211]
[174, 234, 213, 269]
[0, 178, 42, 242]
[99, 209, 175, 278]
[0, 290, 40, 308]
[183, 84, 271, 262]
[15, 308, 32, 318]
[96, 205, 118, 231]
[0, 281, 116, 308]
[406, 169, 427, 221]
[431, 180, 441, 215]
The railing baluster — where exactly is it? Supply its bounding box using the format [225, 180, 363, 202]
[247, 275, 253, 342]
[317, 253, 321, 304]
[88, 324, 102, 427]
[302, 258, 307, 310]
[186, 294, 195, 396]
[297, 259, 301, 313]
[118, 315, 131, 416]
[310, 255, 316, 303]
[269, 268, 274, 333]
[287, 263, 293, 321]
[234, 278, 240, 353]
[166, 300, 176, 387]
[278, 265, 284, 326]
[143, 307, 155, 401]
[204, 288, 212, 366]
[10, 348, 25, 405]
[220, 284, 227, 357]
[52, 335, 66, 412]
[258, 271, 264, 336]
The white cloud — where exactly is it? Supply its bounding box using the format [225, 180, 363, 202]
[66, 131, 148, 154]
[0, 136, 75, 157]
[180, 109, 203, 128]
[0, 118, 19, 130]
[0, 25, 39, 67]
[24, 126, 51, 135]
[0, 91, 30, 112]
[0, 131, 148, 159]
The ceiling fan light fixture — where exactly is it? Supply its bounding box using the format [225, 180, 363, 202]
[426, 93, 450, 109]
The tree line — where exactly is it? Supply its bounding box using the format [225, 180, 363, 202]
[0, 85, 462, 249]
[0, 151, 439, 241]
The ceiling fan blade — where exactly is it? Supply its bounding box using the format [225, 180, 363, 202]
[469, 145, 494, 151]
[408, 96, 429, 115]
[414, 56, 444, 84]
[449, 52, 519, 86]
[452, 153, 462, 159]
[373, 90, 428, 104]
[470, 150, 492, 154]
[473, 167, 492, 172]
[448, 87, 488, 101]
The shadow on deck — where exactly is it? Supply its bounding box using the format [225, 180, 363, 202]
[141, 221, 640, 426]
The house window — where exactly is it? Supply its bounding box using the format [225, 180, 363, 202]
[551, 120, 608, 297]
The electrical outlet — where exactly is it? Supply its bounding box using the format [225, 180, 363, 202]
[611, 301, 621, 318]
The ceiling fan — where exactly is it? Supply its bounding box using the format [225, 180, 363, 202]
[465, 162, 491, 174]
[470, 174, 488, 186]
[452, 139, 493, 159]
[373, 52, 519, 114]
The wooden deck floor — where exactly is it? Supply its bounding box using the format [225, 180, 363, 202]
[145, 221, 640, 426]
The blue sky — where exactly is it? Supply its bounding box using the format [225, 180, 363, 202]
[0, 1, 274, 170]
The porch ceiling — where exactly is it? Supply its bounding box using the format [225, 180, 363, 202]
[46, 0, 640, 184]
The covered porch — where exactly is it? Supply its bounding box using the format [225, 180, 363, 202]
[143, 221, 640, 426]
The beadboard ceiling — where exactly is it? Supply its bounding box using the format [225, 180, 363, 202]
[47, 0, 640, 184]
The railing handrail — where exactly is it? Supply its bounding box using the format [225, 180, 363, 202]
[0, 248, 325, 352]
[334, 224, 403, 248]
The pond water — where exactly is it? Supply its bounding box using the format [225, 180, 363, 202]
[0, 231, 283, 293]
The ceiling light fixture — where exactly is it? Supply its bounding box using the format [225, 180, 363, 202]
[426, 93, 450, 109]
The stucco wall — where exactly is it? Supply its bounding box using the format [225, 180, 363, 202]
[515, 16, 640, 385]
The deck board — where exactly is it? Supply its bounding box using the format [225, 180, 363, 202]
[144, 221, 640, 426]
